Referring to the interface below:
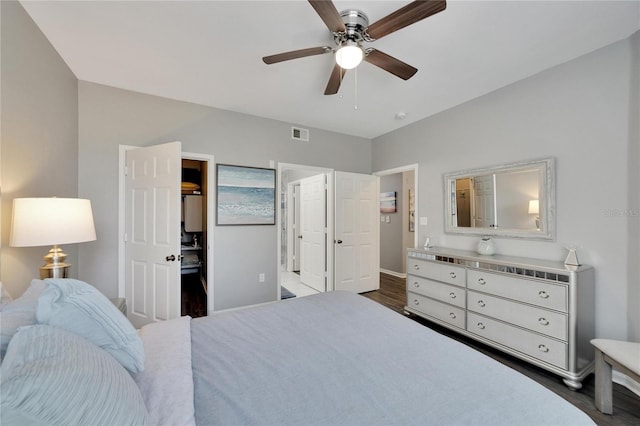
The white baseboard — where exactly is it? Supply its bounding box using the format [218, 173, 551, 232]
[613, 370, 640, 397]
[380, 269, 406, 279]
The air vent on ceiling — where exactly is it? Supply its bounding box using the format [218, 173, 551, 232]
[291, 126, 309, 142]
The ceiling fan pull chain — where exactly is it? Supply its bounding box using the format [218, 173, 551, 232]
[354, 66, 358, 111]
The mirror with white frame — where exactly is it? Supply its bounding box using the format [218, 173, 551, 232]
[444, 157, 555, 239]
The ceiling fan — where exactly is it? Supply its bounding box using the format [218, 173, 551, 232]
[262, 0, 446, 95]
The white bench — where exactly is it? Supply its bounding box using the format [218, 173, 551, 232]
[591, 338, 640, 414]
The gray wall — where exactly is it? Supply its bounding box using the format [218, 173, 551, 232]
[373, 34, 640, 341]
[0, 1, 79, 298]
[78, 82, 371, 310]
[628, 31, 640, 341]
[379, 174, 403, 273]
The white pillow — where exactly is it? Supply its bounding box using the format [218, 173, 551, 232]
[36, 278, 145, 373]
[1, 324, 149, 425]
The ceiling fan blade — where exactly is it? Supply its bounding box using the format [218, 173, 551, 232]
[366, 0, 446, 40]
[365, 49, 417, 80]
[263, 46, 332, 64]
[262, 46, 332, 65]
[324, 64, 346, 95]
[308, 0, 346, 33]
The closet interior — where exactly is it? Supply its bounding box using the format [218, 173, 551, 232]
[181, 159, 208, 317]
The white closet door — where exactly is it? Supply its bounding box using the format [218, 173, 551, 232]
[125, 142, 182, 328]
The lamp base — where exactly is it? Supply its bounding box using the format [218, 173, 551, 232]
[39, 245, 71, 279]
[40, 264, 70, 279]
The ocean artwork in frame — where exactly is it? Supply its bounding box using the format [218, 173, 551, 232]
[216, 164, 276, 225]
[380, 191, 397, 213]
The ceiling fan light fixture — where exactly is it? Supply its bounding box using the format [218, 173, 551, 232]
[335, 43, 363, 70]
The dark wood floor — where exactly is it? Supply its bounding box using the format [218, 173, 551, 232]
[361, 273, 640, 426]
[181, 273, 207, 318]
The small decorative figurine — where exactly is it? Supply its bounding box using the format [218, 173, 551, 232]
[423, 237, 431, 250]
[477, 236, 496, 255]
[564, 248, 580, 267]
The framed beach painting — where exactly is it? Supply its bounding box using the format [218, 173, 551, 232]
[216, 164, 276, 225]
[380, 191, 397, 213]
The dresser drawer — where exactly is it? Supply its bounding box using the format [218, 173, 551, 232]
[467, 312, 567, 369]
[407, 276, 465, 308]
[467, 291, 568, 341]
[407, 259, 466, 287]
[407, 292, 466, 329]
[467, 269, 568, 312]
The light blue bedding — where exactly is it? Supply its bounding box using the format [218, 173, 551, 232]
[191, 291, 594, 425]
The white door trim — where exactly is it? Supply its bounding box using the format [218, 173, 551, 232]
[373, 164, 419, 249]
[118, 145, 215, 314]
[277, 163, 334, 298]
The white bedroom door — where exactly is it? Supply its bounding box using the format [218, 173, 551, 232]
[300, 174, 327, 292]
[334, 172, 380, 293]
[473, 175, 497, 228]
[125, 142, 182, 328]
[293, 184, 301, 272]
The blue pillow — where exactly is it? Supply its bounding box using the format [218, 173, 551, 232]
[36, 278, 144, 373]
[0, 324, 148, 425]
[0, 279, 46, 359]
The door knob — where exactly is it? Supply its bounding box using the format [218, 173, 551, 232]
[336, 240, 343, 244]
[298, 235, 303, 239]
[166, 254, 176, 262]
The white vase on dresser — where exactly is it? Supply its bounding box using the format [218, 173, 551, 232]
[406, 247, 595, 389]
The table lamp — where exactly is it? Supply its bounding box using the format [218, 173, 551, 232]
[10, 198, 96, 279]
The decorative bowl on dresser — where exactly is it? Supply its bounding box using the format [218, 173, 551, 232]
[406, 247, 595, 389]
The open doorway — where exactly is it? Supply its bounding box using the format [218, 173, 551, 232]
[278, 163, 333, 300]
[374, 165, 419, 279]
[180, 159, 208, 318]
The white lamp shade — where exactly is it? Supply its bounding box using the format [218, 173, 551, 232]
[10, 198, 97, 247]
[335, 45, 363, 70]
[528, 199, 540, 215]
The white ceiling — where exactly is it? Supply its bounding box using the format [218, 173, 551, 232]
[21, 1, 640, 139]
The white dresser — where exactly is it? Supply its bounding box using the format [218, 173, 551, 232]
[406, 247, 595, 389]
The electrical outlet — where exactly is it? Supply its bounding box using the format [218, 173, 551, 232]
[380, 216, 385, 222]
[259, 273, 265, 283]
[420, 217, 428, 226]
[385, 216, 390, 223]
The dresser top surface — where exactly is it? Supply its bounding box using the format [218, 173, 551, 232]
[408, 247, 592, 274]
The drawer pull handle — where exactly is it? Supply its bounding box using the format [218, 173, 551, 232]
[477, 322, 486, 330]
[477, 300, 486, 307]
[538, 344, 549, 353]
[478, 278, 486, 285]
[413, 299, 419, 306]
[449, 292, 456, 299]
[449, 313, 456, 319]
[413, 282, 420, 288]
[538, 318, 549, 326]
[449, 272, 457, 279]
[538, 290, 550, 299]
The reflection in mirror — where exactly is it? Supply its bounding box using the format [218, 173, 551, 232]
[444, 158, 555, 239]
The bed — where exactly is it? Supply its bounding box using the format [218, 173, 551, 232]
[1, 278, 595, 425]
